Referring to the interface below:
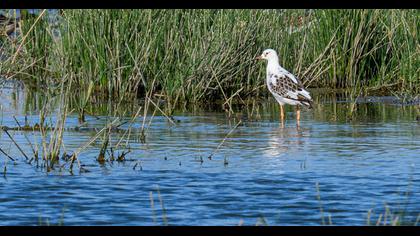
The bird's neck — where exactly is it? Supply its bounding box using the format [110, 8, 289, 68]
[267, 59, 280, 71]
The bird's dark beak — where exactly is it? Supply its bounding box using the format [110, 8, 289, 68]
[255, 55, 262, 60]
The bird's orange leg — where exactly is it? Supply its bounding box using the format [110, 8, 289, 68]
[279, 104, 285, 128]
[280, 104, 285, 120]
[296, 106, 301, 121]
[296, 105, 301, 128]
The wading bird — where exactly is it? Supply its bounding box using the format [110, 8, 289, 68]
[256, 49, 312, 126]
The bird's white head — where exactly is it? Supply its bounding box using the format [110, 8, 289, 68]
[255, 49, 279, 62]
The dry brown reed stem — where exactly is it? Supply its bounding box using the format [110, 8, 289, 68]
[12, 116, 35, 150]
[141, 78, 156, 132]
[48, 100, 68, 160]
[156, 186, 168, 226]
[146, 97, 177, 126]
[302, 28, 338, 86]
[73, 118, 120, 156]
[114, 105, 143, 149]
[11, 9, 47, 64]
[144, 100, 159, 138]
[149, 191, 157, 224]
[366, 209, 373, 225]
[213, 68, 234, 115]
[5, 57, 45, 80]
[70, 118, 120, 169]
[207, 120, 242, 160]
[2, 128, 30, 160]
[0, 147, 15, 161]
[223, 87, 244, 108]
[125, 42, 147, 89]
[315, 182, 326, 225]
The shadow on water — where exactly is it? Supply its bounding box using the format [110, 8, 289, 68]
[0, 80, 419, 225]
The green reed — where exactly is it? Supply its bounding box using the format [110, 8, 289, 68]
[2, 9, 419, 108]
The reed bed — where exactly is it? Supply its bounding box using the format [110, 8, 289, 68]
[0, 9, 417, 109]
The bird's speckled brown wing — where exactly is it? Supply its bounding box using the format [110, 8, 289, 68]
[269, 73, 301, 97]
[268, 73, 312, 106]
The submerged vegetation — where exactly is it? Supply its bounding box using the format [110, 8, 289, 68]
[0, 9, 418, 111]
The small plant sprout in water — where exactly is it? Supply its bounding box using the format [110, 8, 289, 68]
[3, 165, 6, 178]
[300, 157, 307, 170]
[315, 182, 326, 225]
[149, 185, 168, 226]
[255, 216, 268, 226]
[133, 161, 142, 171]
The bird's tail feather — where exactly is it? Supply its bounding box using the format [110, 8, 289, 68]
[297, 89, 313, 109]
[301, 100, 313, 109]
[296, 94, 313, 109]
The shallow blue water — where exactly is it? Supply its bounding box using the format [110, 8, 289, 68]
[0, 85, 419, 225]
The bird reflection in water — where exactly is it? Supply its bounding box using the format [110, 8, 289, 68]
[264, 123, 310, 158]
